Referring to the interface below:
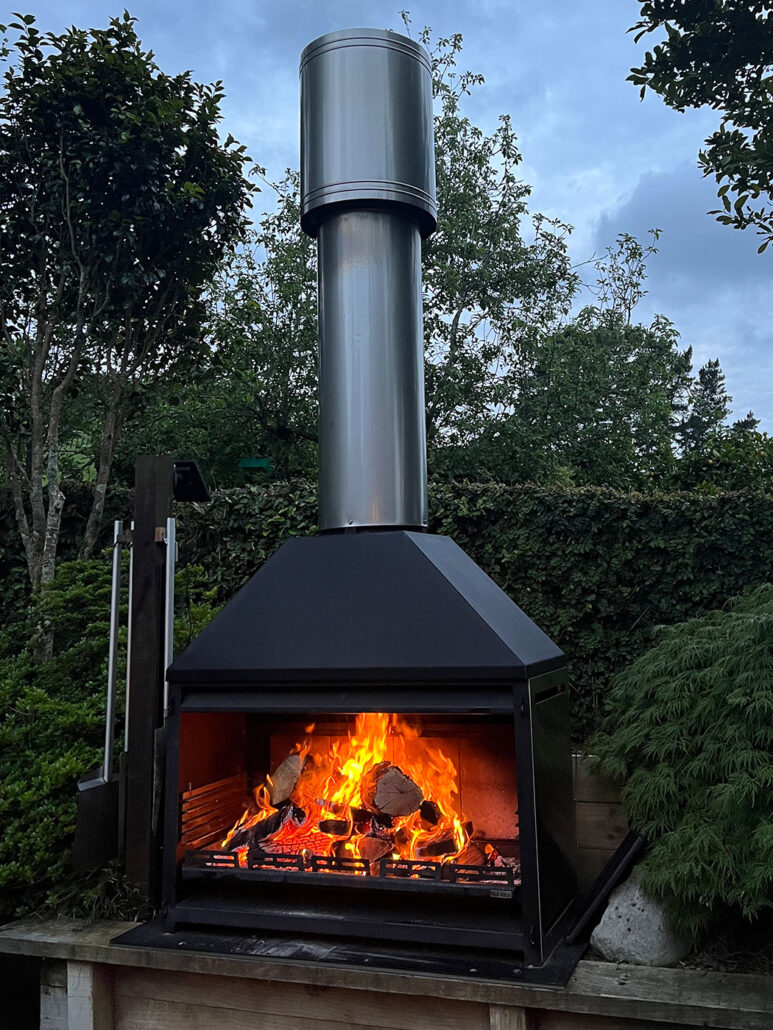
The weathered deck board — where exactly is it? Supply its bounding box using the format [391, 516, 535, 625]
[117, 997, 390, 1030]
[67, 961, 114, 1030]
[538, 1014, 687, 1030]
[488, 1004, 533, 1030]
[40, 959, 68, 1030]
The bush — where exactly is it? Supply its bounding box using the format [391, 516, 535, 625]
[0, 561, 112, 921]
[0, 557, 218, 922]
[589, 585, 773, 936]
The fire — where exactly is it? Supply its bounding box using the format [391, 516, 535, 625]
[219, 713, 474, 868]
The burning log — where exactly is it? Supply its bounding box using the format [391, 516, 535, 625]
[393, 827, 411, 849]
[358, 836, 393, 863]
[419, 800, 440, 827]
[361, 762, 423, 817]
[359, 835, 393, 875]
[268, 751, 306, 805]
[456, 841, 486, 866]
[227, 804, 305, 852]
[318, 819, 350, 836]
[314, 798, 393, 829]
[416, 836, 457, 859]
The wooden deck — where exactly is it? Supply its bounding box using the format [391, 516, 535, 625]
[0, 918, 771, 1030]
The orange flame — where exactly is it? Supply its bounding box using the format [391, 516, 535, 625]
[218, 713, 472, 866]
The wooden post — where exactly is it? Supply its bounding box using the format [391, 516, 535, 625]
[124, 455, 173, 900]
[66, 962, 114, 1030]
[489, 1004, 534, 1030]
[40, 959, 67, 1030]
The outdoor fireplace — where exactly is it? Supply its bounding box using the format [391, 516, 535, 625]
[160, 27, 579, 970]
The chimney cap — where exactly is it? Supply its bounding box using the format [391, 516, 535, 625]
[300, 26, 437, 239]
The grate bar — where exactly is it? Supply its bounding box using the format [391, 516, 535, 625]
[186, 849, 519, 888]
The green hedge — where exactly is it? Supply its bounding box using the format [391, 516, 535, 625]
[3, 477, 771, 734]
[175, 479, 773, 734]
[0, 561, 113, 922]
[0, 559, 217, 923]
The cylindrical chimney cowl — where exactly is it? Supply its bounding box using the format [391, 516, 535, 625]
[300, 28, 437, 532]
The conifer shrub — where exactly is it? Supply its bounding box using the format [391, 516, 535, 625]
[589, 585, 773, 936]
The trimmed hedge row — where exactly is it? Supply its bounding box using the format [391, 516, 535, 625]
[174, 479, 773, 734]
[3, 478, 771, 732]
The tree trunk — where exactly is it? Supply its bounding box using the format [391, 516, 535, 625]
[80, 396, 123, 559]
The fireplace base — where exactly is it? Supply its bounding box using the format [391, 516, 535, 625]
[116, 917, 587, 986]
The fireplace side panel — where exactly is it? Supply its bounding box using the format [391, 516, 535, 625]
[530, 679, 578, 933]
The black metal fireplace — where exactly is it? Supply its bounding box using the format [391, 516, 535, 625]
[159, 27, 579, 972]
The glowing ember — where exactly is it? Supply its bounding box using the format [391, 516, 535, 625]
[219, 713, 482, 868]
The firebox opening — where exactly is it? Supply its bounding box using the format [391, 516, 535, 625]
[177, 711, 519, 891]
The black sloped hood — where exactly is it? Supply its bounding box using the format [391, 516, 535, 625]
[168, 531, 564, 686]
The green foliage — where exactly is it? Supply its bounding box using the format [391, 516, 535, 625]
[629, 2, 773, 247]
[177, 479, 773, 735]
[115, 173, 319, 488]
[471, 308, 692, 489]
[43, 860, 148, 922]
[593, 229, 662, 325]
[117, 25, 580, 488]
[110, 24, 755, 496]
[417, 25, 578, 451]
[0, 560, 113, 921]
[674, 428, 773, 493]
[589, 586, 773, 935]
[0, 12, 254, 585]
[176, 479, 318, 600]
[676, 359, 731, 452]
[0, 556, 219, 922]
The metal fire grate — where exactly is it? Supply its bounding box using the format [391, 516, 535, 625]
[183, 849, 520, 898]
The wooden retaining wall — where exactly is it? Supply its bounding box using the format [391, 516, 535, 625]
[0, 919, 767, 1030]
[573, 754, 628, 890]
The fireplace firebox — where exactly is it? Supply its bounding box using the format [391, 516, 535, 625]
[159, 28, 580, 972]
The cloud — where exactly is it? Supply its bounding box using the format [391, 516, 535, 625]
[595, 165, 768, 296]
[595, 166, 773, 427]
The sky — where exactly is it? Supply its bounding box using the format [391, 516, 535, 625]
[15, 0, 773, 428]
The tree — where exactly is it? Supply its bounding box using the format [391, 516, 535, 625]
[676, 359, 731, 452]
[592, 229, 661, 325]
[628, 2, 773, 249]
[0, 13, 254, 591]
[114, 170, 319, 487]
[590, 585, 773, 936]
[117, 26, 580, 487]
[114, 22, 757, 497]
[673, 426, 773, 492]
[475, 308, 693, 489]
[418, 27, 579, 453]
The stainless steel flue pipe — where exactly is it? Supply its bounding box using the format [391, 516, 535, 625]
[300, 29, 437, 531]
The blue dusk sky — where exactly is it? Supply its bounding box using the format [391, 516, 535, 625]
[13, 0, 773, 428]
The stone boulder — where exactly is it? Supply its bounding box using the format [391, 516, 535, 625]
[590, 871, 690, 966]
